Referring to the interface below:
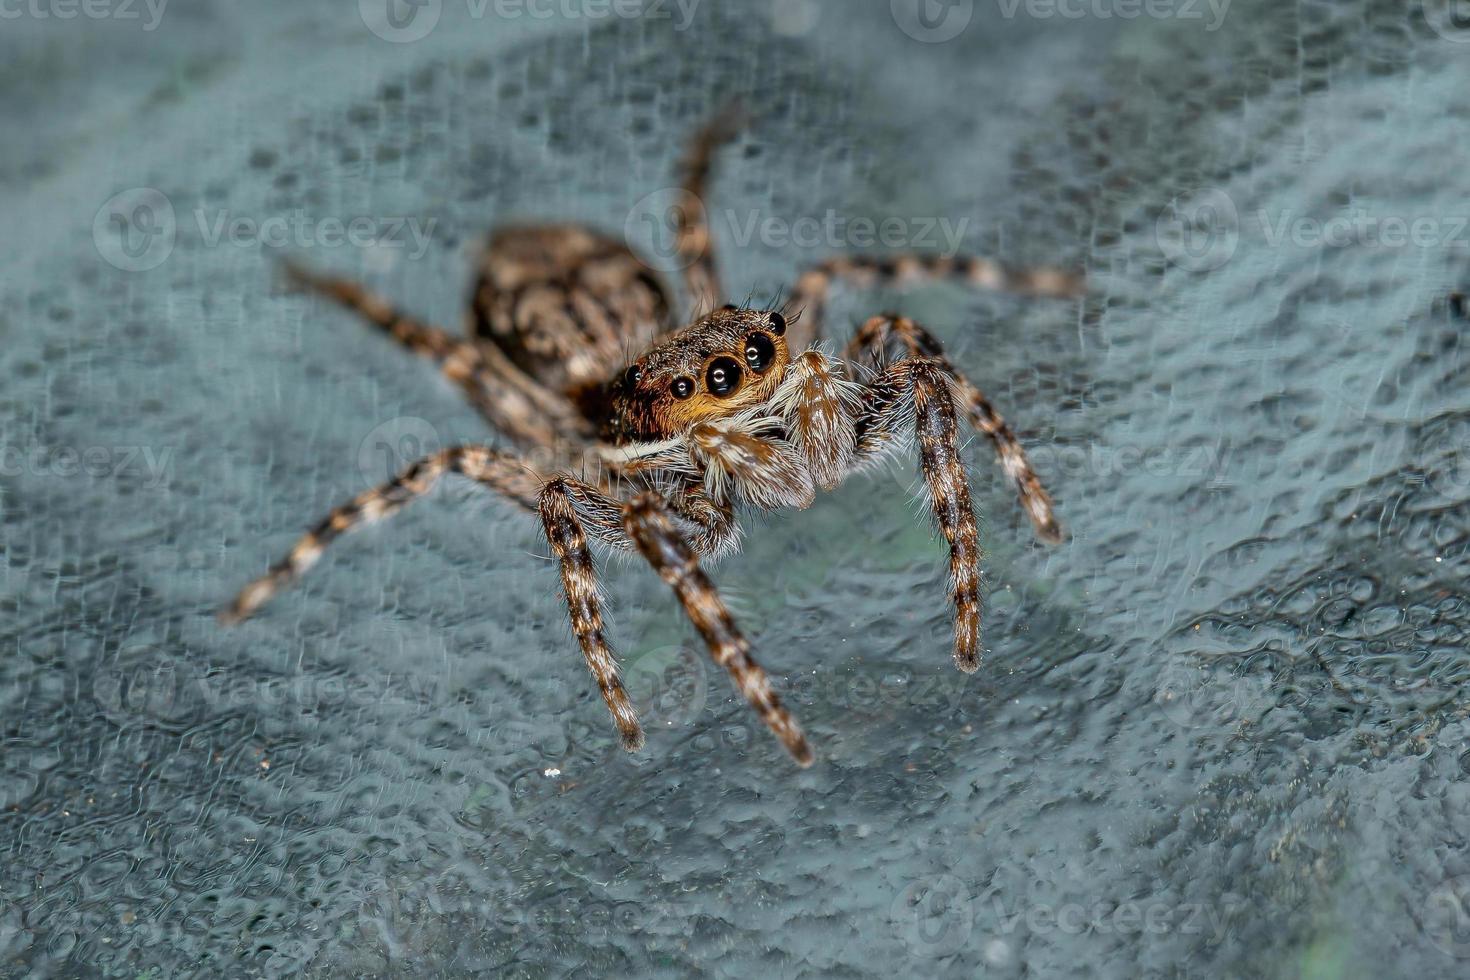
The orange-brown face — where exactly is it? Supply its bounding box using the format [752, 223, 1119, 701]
[600, 306, 792, 443]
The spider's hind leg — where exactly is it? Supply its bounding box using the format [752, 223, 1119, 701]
[670, 105, 746, 319]
[280, 260, 590, 444]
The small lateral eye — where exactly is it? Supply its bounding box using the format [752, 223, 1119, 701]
[744, 333, 775, 373]
[768, 312, 787, 336]
[624, 364, 643, 386]
[705, 356, 742, 396]
[670, 376, 695, 400]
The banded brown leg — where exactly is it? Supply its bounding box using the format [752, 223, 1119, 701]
[848, 314, 1064, 543]
[788, 253, 1084, 351]
[282, 261, 591, 444]
[221, 446, 546, 624]
[623, 493, 814, 766]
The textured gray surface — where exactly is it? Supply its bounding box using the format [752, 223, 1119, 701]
[2, 0, 1469, 976]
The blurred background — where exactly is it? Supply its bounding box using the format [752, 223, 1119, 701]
[2, 0, 1468, 976]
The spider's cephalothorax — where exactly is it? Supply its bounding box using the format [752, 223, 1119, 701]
[221, 109, 1084, 767]
[599, 306, 793, 443]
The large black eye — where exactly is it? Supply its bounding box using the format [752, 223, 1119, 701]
[705, 357, 742, 397]
[768, 312, 787, 336]
[744, 333, 775, 373]
[624, 364, 642, 387]
[670, 376, 695, 400]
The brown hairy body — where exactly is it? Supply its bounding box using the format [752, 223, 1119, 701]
[221, 110, 1082, 767]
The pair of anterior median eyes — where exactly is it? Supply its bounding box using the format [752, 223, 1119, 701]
[625, 312, 786, 400]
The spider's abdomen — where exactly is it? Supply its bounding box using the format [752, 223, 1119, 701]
[469, 225, 672, 402]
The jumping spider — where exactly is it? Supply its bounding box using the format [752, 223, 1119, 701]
[221, 110, 1083, 766]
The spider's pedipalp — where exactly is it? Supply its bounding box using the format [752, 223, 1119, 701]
[688, 412, 814, 511]
[769, 349, 864, 490]
[622, 492, 814, 766]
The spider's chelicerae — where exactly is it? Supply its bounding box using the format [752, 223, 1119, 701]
[222, 110, 1083, 766]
